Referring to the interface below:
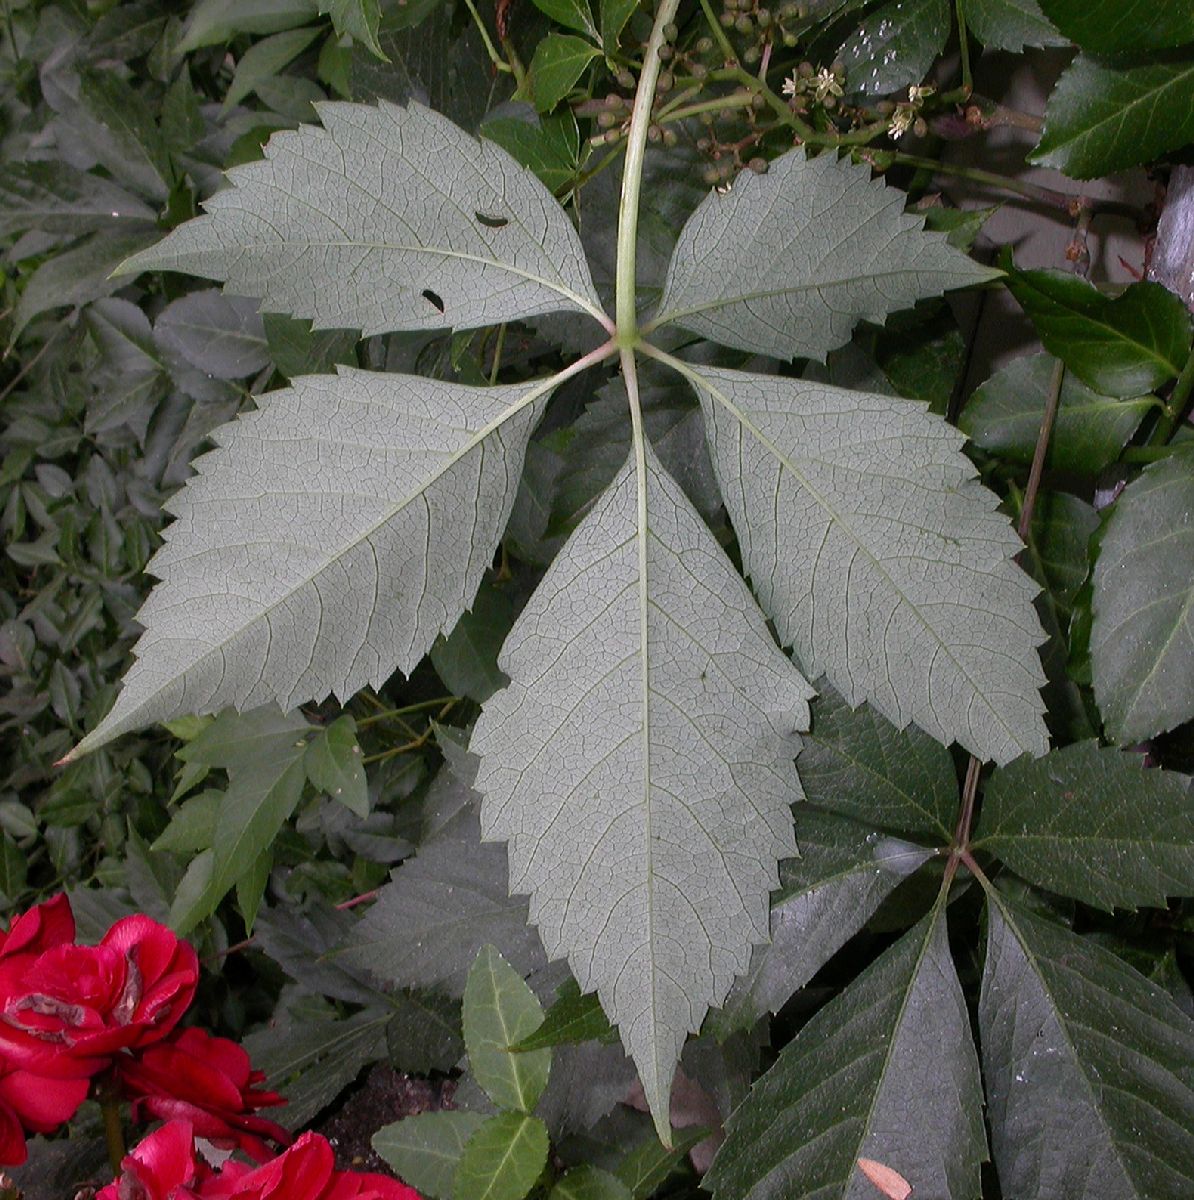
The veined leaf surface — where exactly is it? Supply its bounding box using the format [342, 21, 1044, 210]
[649, 150, 998, 361]
[118, 100, 607, 334]
[472, 444, 812, 1139]
[69, 368, 557, 757]
[980, 892, 1194, 1199]
[675, 360, 1048, 764]
[706, 902, 986, 1200]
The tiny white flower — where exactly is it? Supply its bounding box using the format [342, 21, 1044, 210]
[813, 67, 843, 102]
[782, 73, 799, 98]
[888, 105, 915, 139]
[907, 84, 935, 104]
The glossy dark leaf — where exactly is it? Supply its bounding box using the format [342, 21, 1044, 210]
[980, 892, 1194, 1200]
[961, 354, 1154, 473]
[1032, 53, 1194, 179]
[481, 111, 581, 194]
[514, 978, 615, 1050]
[1038, 0, 1194, 55]
[1092, 448, 1194, 743]
[960, 0, 1065, 51]
[974, 741, 1194, 910]
[706, 903, 986, 1200]
[0, 163, 155, 237]
[529, 34, 600, 113]
[1003, 268, 1192, 398]
[716, 810, 934, 1033]
[797, 685, 959, 840]
[838, 0, 950, 96]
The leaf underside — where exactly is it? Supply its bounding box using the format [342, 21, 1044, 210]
[70, 369, 549, 757]
[119, 100, 605, 334]
[651, 149, 999, 361]
[471, 443, 812, 1138]
[684, 363, 1049, 764]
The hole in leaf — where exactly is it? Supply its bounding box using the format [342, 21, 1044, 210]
[475, 212, 509, 229]
[422, 289, 445, 313]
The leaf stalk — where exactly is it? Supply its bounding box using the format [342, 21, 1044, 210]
[615, 0, 684, 336]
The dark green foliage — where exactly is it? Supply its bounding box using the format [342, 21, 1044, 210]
[4, 0, 1194, 1196]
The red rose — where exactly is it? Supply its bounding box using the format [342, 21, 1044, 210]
[198, 1132, 419, 1200]
[0, 914, 198, 1077]
[119, 1027, 290, 1161]
[0, 894, 74, 977]
[96, 1119, 213, 1200]
[0, 1062, 89, 1165]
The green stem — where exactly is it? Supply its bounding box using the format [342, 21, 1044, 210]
[954, 0, 972, 96]
[461, 0, 512, 74]
[100, 1091, 125, 1174]
[1153, 342, 1194, 444]
[698, 0, 738, 64]
[355, 696, 457, 728]
[615, 0, 683, 336]
[658, 91, 754, 126]
[1016, 356, 1065, 542]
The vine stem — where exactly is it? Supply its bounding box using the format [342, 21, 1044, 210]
[1153, 341, 1194, 443]
[1016, 356, 1066, 541]
[99, 1080, 125, 1173]
[615, 0, 683, 336]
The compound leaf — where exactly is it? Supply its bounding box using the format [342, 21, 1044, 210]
[651, 150, 998, 361]
[679, 362, 1048, 764]
[975, 742, 1194, 910]
[117, 101, 606, 335]
[68, 369, 554, 758]
[472, 444, 812, 1140]
[706, 902, 986, 1200]
[838, 0, 950, 97]
[980, 891, 1194, 1200]
[1092, 449, 1194, 743]
[463, 944, 551, 1113]
[0, 162, 155, 237]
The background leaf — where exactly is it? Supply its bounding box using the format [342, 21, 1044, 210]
[1038, 0, 1194, 55]
[374, 1111, 488, 1200]
[454, 1113, 550, 1200]
[305, 715, 369, 817]
[796, 685, 959, 840]
[154, 290, 270, 380]
[980, 892, 1194, 1200]
[1002, 270, 1191, 398]
[530, 35, 601, 114]
[960, 0, 1065, 51]
[1092, 449, 1194, 743]
[961, 354, 1154, 473]
[975, 742, 1194, 910]
[717, 809, 934, 1032]
[707, 903, 986, 1200]
[1031, 54, 1194, 179]
[838, 0, 949, 97]
[463, 944, 552, 1113]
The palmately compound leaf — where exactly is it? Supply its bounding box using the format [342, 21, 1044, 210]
[648, 150, 999, 361]
[471, 444, 813, 1141]
[117, 100, 607, 336]
[1091, 448, 1194, 744]
[974, 741, 1194, 911]
[67, 368, 557, 759]
[674, 360, 1048, 764]
[706, 901, 986, 1200]
[980, 890, 1194, 1200]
